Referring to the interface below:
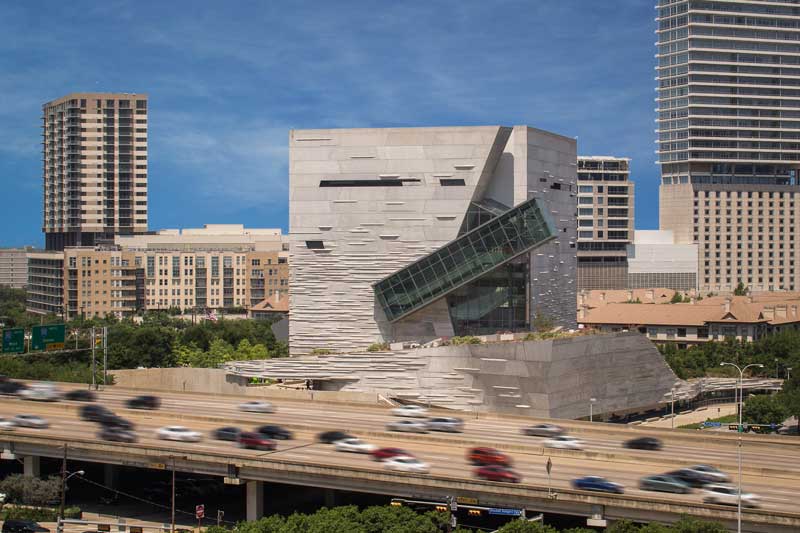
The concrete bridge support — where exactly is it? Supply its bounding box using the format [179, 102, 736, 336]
[246, 480, 264, 521]
[104, 464, 119, 489]
[23, 455, 40, 477]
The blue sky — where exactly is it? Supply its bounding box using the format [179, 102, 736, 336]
[0, 0, 657, 247]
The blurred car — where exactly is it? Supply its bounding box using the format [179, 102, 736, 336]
[12, 415, 48, 429]
[371, 447, 412, 462]
[624, 437, 663, 451]
[238, 400, 275, 413]
[213, 427, 242, 441]
[99, 413, 134, 430]
[426, 417, 464, 433]
[256, 425, 293, 440]
[467, 447, 512, 466]
[543, 436, 584, 450]
[238, 431, 277, 451]
[334, 438, 376, 454]
[391, 405, 429, 418]
[665, 468, 710, 488]
[317, 431, 354, 444]
[639, 475, 692, 494]
[0, 418, 16, 430]
[521, 423, 564, 437]
[686, 465, 730, 484]
[126, 395, 161, 410]
[0, 381, 26, 396]
[98, 426, 137, 443]
[386, 420, 429, 433]
[63, 389, 96, 402]
[1, 519, 49, 533]
[19, 383, 59, 402]
[572, 476, 624, 494]
[383, 456, 430, 474]
[703, 484, 760, 508]
[79, 404, 112, 422]
[156, 426, 202, 442]
[475, 465, 521, 483]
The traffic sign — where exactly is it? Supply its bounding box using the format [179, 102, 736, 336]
[456, 496, 478, 505]
[196, 505, 205, 519]
[30, 324, 65, 352]
[488, 508, 522, 517]
[2, 328, 24, 354]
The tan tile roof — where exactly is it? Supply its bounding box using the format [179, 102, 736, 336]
[251, 294, 288, 313]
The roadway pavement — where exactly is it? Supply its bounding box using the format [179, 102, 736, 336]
[1, 383, 799, 518]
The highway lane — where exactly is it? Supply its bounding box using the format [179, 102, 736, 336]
[0, 393, 798, 515]
[77, 385, 800, 473]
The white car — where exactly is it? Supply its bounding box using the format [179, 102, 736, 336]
[391, 405, 429, 418]
[0, 418, 16, 430]
[12, 415, 49, 429]
[386, 420, 429, 433]
[543, 435, 584, 450]
[19, 383, 60, 402]
[687, 464, 730, 484]
[383, 456, 430, 474]
[156, 426, 202, 442]
[703, 484, 760, 508]
[334, 438, 377, 454]
[238, 400, 275, 413]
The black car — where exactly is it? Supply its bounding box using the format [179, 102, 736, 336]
[126, 395, 161, 410]
[0, 380, 26, 396]
[98, 426, 137, 443]
[98, 413, 134, 430]
[257, 425, 293, 440]
[665, 468, 709, 488]
[624, 437, 663, 451]
[213, 426, 242, 441]
[79, 404, 112, 422]
[64, 389, 96, 402]
[2, 520, 49, 533]
[317, 431, 354, 444]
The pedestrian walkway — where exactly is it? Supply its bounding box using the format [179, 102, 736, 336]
[639, 403, 737, 429]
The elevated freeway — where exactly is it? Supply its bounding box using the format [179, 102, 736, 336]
[0, 383, 798, 531]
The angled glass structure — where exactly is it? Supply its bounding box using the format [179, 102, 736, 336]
[374, 197, 556, 322]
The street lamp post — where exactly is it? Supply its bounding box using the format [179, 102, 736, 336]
[589, 397, 597, 423]
[670, 389, 676, 429]
[720, 361, 763, 533]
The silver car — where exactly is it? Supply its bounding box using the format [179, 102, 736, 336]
[522, 423, 564, 437]
[12, 415, 49, 429]
[426, 417, 464, 433]
[386, 420, 429, 433]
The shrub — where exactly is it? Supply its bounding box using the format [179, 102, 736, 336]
[366, 343, 390, 352]
[450, 336, 482, 345]
[0, 475, 60, 506]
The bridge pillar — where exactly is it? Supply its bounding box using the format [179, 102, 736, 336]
[104, 464, 119, 489]
[323, 489, 336, 508]
[23, 456, 40, 478]
[245, 481, 264, 521]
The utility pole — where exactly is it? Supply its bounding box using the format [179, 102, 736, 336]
[90, 327, 97, 390]
[171, 456, 176, 533]
[102, 326, 108, 387]
[58, 444, 67, 526]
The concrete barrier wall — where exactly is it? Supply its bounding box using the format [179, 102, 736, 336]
[110, 368, 382, 405]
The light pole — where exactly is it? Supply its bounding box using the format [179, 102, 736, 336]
[788, 367, 793, 381]
[670, 388, 676, 429]
[589, 397, 596, 423]
[720, 361, 763, 533]
[59, 458, 84, 527]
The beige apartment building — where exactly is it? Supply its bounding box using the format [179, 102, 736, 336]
[42, 93, 148, 250]
[656, 1, 800, 293]
[0, 248, 31, 289]
[576, 156, 635, 290]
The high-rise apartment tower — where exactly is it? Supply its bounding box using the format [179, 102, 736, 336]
[657, 0, 800, 293]
[42, 93, 148, 250]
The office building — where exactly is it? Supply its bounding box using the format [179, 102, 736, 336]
[27, 225, 289, 319]
[576, 156, 635, 290]
[656, 0, 800, 293]
[42, 93, 148, 251]
[289, 126, 577, 355]
[0, 247, 32, 289]
[627, 230, 698, 290]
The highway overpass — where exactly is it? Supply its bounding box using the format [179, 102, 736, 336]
[0, 384, 798, 531]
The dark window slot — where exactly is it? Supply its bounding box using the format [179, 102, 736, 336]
[440, 179, 466, 186]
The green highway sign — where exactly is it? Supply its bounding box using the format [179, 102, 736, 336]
[30, 324, 65, 352]
[1, 328, 25, 354]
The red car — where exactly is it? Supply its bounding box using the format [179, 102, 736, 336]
[467, 447, 512, 466]
[475, 465, 521, 483]
[371, 447, 412, 461]
[238, 431, 276, 450]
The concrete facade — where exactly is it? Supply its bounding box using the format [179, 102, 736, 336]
[0, 247, 31, 289]
[226, 332, 678, 420]
[289, 126, 577, 355]
[626, 230, 698, 290]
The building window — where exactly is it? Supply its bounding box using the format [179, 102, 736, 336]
[306, 241, 325, 249]
[677, 328, 686, 338]
[439, 178, 466, 186]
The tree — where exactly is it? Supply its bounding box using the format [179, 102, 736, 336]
[0, 474, 60, 506]
[733, 282, 749, 296]
[495, 520, 558, 533]
[605, 520, 642, 533]
[533, 309, 555, 332]
[743, 394, 788, 425]
[670, 292, 684, 304]
[670, 516, 727, 533]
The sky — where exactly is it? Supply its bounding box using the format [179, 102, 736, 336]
[0, 0, 658, 247]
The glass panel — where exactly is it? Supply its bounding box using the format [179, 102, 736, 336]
[374, 197, 555, 322]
